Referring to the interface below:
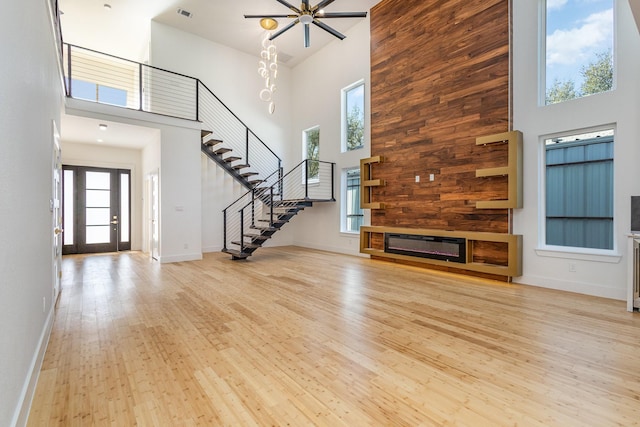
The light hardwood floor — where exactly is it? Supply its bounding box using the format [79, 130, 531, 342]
[28, 247, 640, 426]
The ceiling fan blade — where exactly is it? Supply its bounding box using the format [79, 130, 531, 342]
[319, 12, 368, 18]
[313, 0, 336, 11]
[269, 18, 300, 41]
[244, 14, 297, 19]
[302, 0, 310, 11]
[304, 24, 310, 48]
[275, 0, 301, 14]
[312, 19, 345, 40]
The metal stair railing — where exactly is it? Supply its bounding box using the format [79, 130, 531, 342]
[223, 160, 335, 255]
[62, 43, 282, 184]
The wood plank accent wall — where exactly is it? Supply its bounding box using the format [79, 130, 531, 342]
[369, 0, 511, 234]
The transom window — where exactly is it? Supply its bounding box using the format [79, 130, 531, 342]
[342, 81, 365, 151]
[303, 126, 320, 181]
[544, 0, 614, 105]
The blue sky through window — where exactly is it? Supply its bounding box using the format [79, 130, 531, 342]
[546, 0, 613, 90]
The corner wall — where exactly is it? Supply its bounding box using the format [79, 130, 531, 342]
[287, 18, 372, 255]
[0, 0, 64, 424]
[513, 1, 640, 300]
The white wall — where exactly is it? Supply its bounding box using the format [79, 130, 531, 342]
[0, 1, 64, 425]
[287, 18, 372, 256]
[61, 142, 144, 251]
[513, 1, 640, 299]
[158, 125, 203, 262]
[149, 21, 296, 252]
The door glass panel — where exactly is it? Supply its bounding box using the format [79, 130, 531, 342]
[120, 173, 130, 242]
[86, 226, 111, 244]
[85, 208, 111, 225]
[63, 169, 74, 245]
[86, 189, 110, 207]
[86, 171, 110, 189]
[85, 171, 111, 245]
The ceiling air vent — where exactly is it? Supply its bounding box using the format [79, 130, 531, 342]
[177, 8, 193, 18]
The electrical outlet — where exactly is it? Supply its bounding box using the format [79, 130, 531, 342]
[429, 174, 435, 181]
[569, 263, 576, 272]
[42, 297, 46, 313]
[415, 175, 420, 183]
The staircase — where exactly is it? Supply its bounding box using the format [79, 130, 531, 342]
[200, 130, 266, 190]
[61, 43, 336, 260]
[222, 160, 335, 260]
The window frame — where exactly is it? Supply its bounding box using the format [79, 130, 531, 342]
[341, 80, 365, 153]
[538, 125, 617, 256]
[341, 167, 364, 234]
[302, 125, 320, 183]
[540, 0, 616, 106]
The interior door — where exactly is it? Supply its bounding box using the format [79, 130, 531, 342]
[150, 171, 159, 260]
[52, 122, 62, 303]
[63, 166, 131, 254]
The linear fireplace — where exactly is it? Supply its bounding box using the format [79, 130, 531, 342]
[384, 233, 466, 263]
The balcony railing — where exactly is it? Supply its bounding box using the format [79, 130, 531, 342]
[62, 43, 281, 182]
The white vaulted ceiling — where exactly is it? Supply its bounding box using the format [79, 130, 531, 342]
[59, 0, 381, 67]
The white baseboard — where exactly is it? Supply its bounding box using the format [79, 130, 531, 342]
[202, 245, 223, 253]
[12, 307, 54, 427]
[158, 252, 203, 263]
[514, 275, 626, 301]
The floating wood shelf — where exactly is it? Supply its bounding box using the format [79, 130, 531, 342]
[475, 130, 523, 209]
[360, 156, 385, 209]
[360, 226, 522, 278]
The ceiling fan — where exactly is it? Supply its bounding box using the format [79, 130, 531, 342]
[244, 0, 368, 48]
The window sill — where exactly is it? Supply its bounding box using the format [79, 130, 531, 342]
[534, 246, 621, 264]
[340, 231, 360, 237]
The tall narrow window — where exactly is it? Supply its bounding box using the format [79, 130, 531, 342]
[342, 81, 365, 151]
[344, 168, 364, 233]
[544, 0, 614, 105]
[303, 126, 320, 180]
[545, 129, 614, 250]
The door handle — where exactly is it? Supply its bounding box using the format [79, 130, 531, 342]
[54, 227, 63, 235]
[110, 220, 119, 225]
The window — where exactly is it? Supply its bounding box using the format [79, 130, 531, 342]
[343, 168, 364, 233]
[544, 129, 614, 250]
[69, 78, 128, 107]
[303, 126, 320, 180]
[342, 81, 365, 151]
[544, 0, 614, 105]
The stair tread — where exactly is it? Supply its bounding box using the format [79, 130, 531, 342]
[232, 164, 250, 170]
[231, 241, 262, 249]
[244, 233, 271, 240]
[257, 218, 288, 224]
[222, 248, 250, 258]
[250, 226, 277, 231]
[241, 172, 259, 177]
[201, 129, 212, 138]
[204, 138, 223, 146]
[212, 147, 232, 155]
[224, 156, 242, 163]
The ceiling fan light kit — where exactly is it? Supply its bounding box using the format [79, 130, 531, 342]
[244, 0, 367, 48]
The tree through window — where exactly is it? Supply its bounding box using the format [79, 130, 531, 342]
[544, 0, 614, 105]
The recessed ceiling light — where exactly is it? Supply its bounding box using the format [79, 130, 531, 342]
[97, 139, 104, 143]
[99, 124, 107, 131]
[177, 8, 193, 18]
